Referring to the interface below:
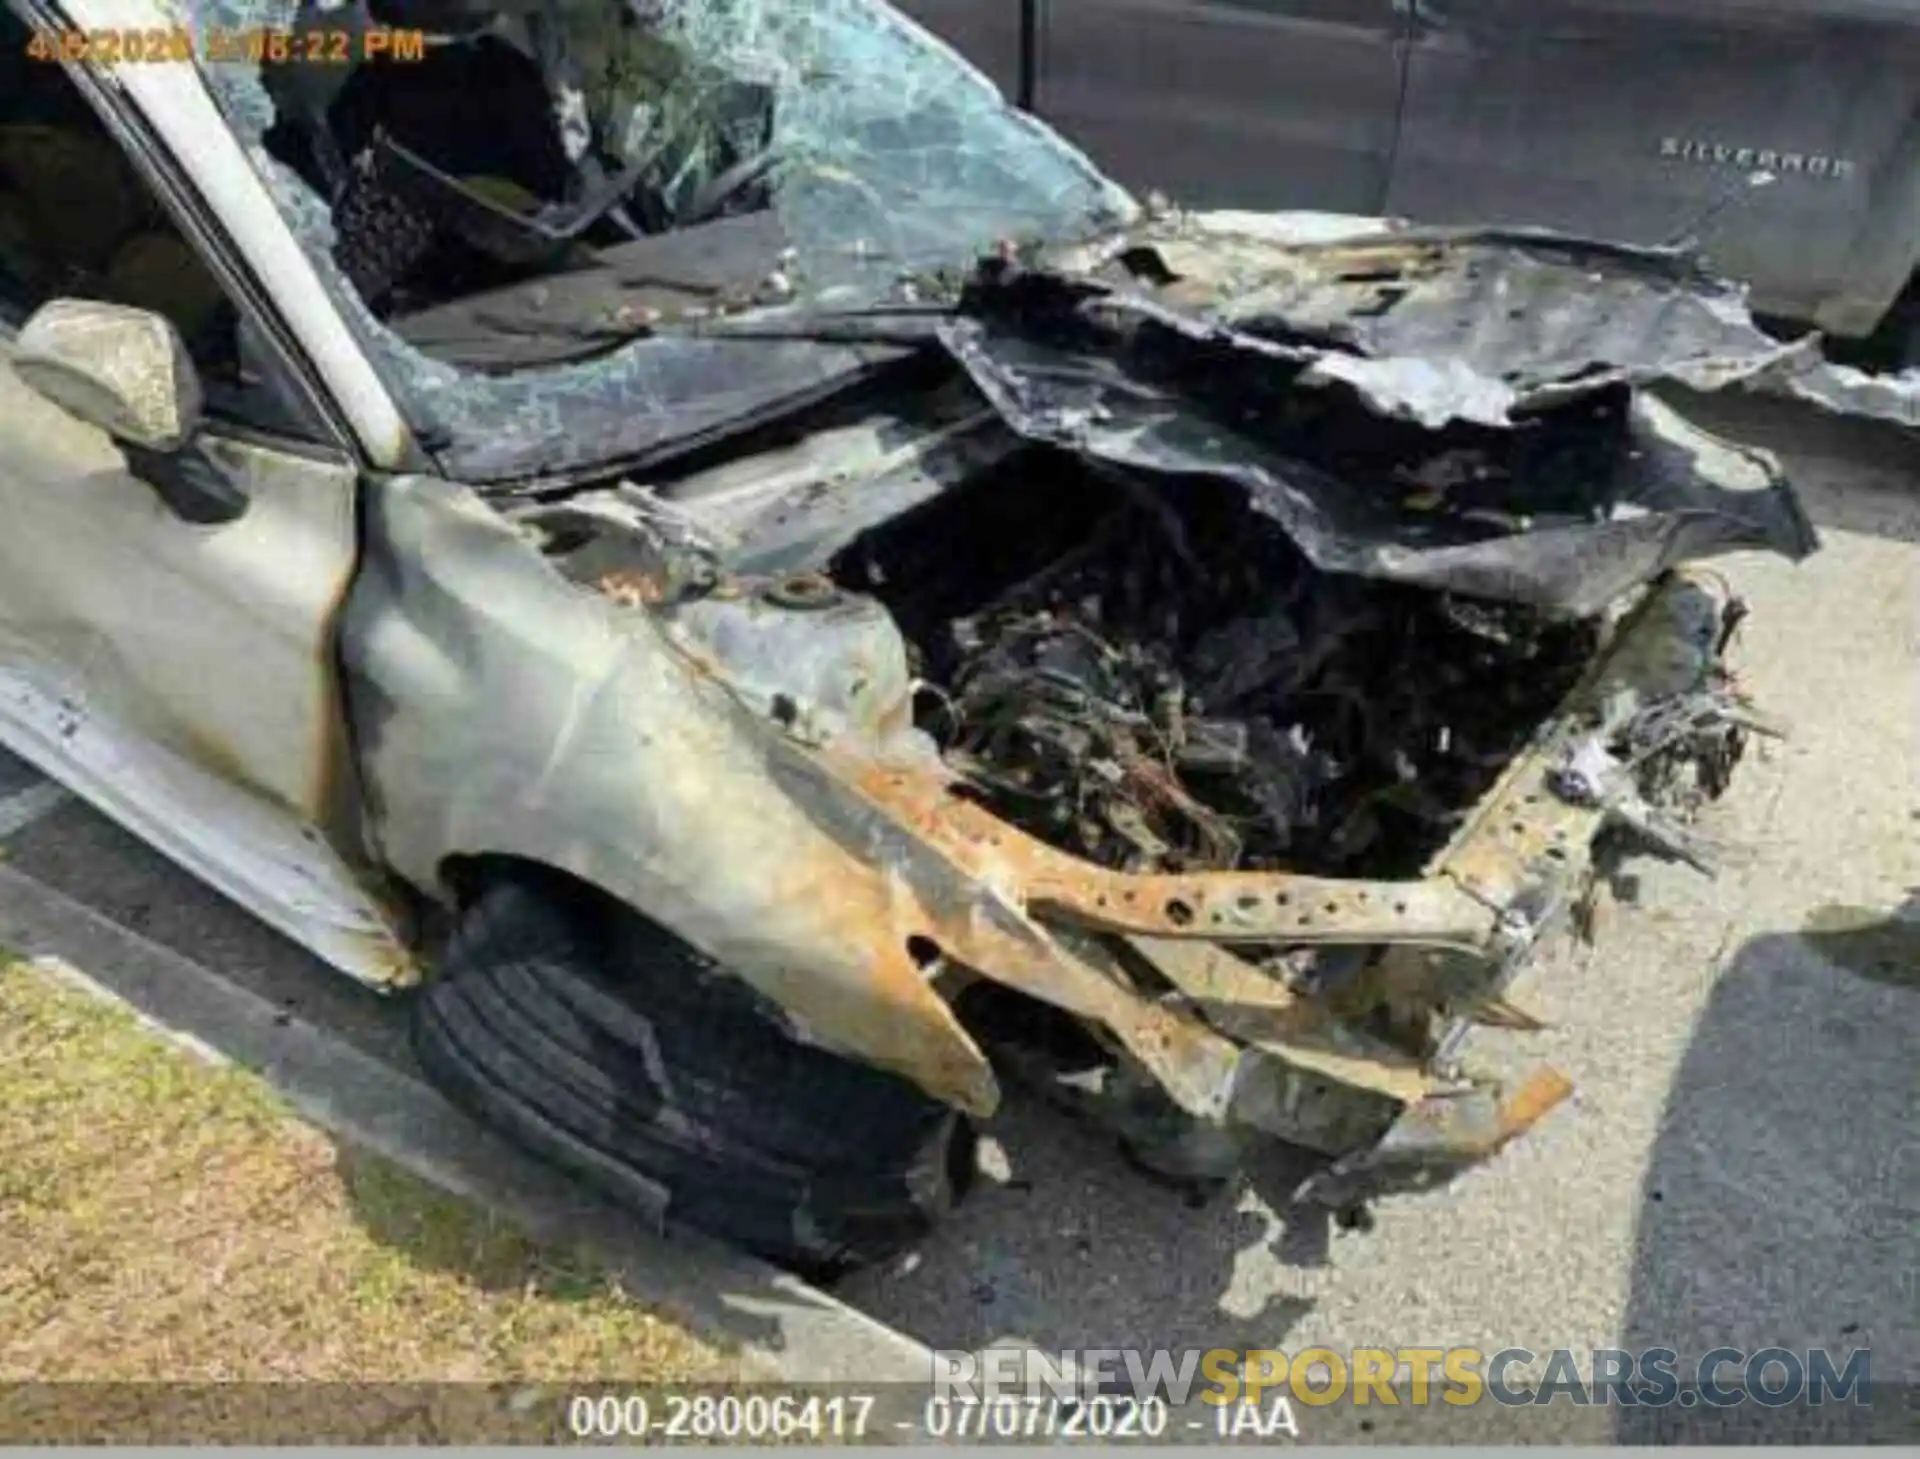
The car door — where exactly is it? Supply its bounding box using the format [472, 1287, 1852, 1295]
[1384, 0, 1920, 334]
[902, 0, 1410, 215]
[0, 26, 386, 967]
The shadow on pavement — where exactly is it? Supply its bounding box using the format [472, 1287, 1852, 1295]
[1614, 900, 1919, 1442]
[840, 1087, 1331, 1354]
[1798, 896, 1920, 992]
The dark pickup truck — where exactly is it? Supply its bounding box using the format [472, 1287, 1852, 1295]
[895, 0, 1920, 360]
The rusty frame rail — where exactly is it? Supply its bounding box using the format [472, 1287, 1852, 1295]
[812, 568, 1735, 1169]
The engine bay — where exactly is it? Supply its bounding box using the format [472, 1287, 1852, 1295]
[825, 456, 1601, 882]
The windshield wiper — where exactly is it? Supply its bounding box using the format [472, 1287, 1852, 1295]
[396, 290, 956, 371]
[669, 298, 958, 346]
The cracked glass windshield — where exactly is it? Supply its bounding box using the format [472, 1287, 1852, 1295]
[181, 0, 1132, 478]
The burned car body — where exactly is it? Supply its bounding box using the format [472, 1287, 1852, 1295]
[0, 0, 1834, 1269]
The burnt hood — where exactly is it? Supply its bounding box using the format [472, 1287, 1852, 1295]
[909, 216, 1828, 617]
[442, 211, 1830, 617]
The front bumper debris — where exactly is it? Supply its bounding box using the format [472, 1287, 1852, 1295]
[824, 565, 1753, 1204]
[1290, 1066, 1576, 1211]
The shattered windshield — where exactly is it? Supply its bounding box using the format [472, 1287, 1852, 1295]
[179, 0, 1133, 478]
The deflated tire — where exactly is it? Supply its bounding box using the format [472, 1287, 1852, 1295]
[410, 869, 972, 1277]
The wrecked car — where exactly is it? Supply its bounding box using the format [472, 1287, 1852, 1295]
[0, 0, 1832, 1274]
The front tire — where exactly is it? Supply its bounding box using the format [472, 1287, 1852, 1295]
[410, 868, 972, 1277]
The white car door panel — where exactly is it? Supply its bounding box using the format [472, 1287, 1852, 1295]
[0, 357, 356, 823]
[0, 24, 411, 982]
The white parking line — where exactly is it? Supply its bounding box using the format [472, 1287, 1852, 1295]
[0, 779, 71, 839]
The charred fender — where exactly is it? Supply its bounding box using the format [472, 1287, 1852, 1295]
[339, 471, 1000, 1116]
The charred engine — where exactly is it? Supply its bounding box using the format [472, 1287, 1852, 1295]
[826, 456, 1604, 882]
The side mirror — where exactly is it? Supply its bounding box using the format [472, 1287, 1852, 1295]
[13, 298, 204, 452]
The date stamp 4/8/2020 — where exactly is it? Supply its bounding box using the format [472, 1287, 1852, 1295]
[25, 24, 428, 65]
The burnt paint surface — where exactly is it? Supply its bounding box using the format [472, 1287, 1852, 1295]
[338, 469, 1006, 1113]
[334, 444, 1753, 1155]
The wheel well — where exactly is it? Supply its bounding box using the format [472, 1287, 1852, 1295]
[428, 850, 906, 1080]
[438, 851, 609, 915]
[425, 852, 636, 982]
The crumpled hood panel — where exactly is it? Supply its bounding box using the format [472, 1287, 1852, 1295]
[1065, 213, 1920, 429]
[1070, 222, 1821, 426]
[924, 217, 1825, 617]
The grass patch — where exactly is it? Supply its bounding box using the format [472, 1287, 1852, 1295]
[0, 956, 732, 1396]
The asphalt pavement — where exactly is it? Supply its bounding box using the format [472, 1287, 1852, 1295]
[0, 391, 1913, 1419]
